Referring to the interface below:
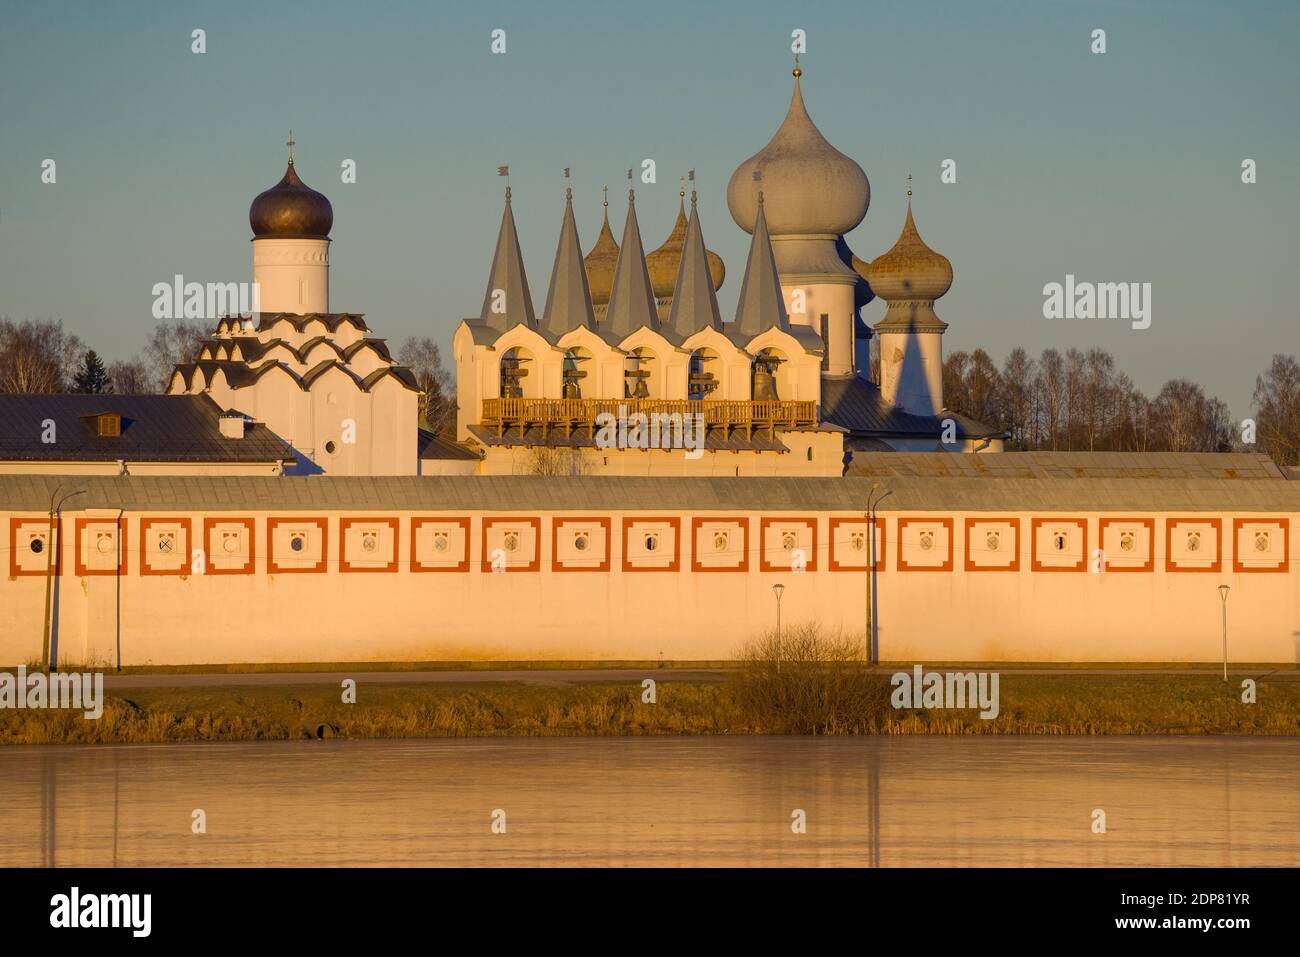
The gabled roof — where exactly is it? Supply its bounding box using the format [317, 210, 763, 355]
[253, 312, 369, 334]
[0, 394, 294, 463]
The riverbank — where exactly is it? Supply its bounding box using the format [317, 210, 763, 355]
[2, 672, 1298, 743]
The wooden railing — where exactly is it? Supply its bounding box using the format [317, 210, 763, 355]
[480, 397, 817, 440]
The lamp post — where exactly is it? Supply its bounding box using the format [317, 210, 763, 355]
[866, 485, 892, 667]
[772, 583, 785, 673]
[1217, 584, 1230, 682]
[41, 484, 86, 671]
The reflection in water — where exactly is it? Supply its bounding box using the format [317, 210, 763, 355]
[1, 737, 1297, 867]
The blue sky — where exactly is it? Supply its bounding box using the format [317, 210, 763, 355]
[1, 0, 1297, 417]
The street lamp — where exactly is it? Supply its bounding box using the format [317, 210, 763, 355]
[772, 583, 785, 673]
[866, 484, 892, 667]
[1218, 584, 1230, 682]
[42, 483, 86, 671]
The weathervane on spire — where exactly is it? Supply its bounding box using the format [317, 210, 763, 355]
[286, 129, 295, 165]
[679, 175, 686, 198]
[907, 173, 913, 197]
[602, 185, 608, 209]
[793, 52, 802, 78]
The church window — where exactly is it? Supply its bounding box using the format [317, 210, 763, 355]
[781, 531, 797, 552]
[503, 531, 520, 553]
[713, 531, 728, 552]
[644, 533, 659, 552]
[1119, 531, 1135, 552]
[222, 532, 240, 554]
[985, 531, 1000, 552]
[919, 530, 935, 552]
[1053, 532, 1068, 552]
[1186, 531, 1201, 553]
[325, 441, 337, 455]
[361, 531, 378, 553]
[29, 536, 44, 555]
[1254, 531, 1270, 552]
[433, 532, 449, 553]
[290, 534, 306, 552]
[562, 351, 585, 400]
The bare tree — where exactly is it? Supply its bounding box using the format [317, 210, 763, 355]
[398, 336, 456, 434]
[107, 358, 154, 395]
[525, 445, 590, 476]
[145, 320, 207, 391]
[1252, 354, 1300, 466]
[999, 348, 1035, 450]
[0, 318, 84, 393]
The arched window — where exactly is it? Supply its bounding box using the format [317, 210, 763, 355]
[500, 347, 531, 398]
[562, 349, 588, 399]
[688, 349, 719, 401]
[624, 348, 654, 400]
[751, 349, 784, 401]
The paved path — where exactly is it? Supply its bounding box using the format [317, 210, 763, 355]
[100, 666, 1300, 690]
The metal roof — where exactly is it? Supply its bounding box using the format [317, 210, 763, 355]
[0, 394, 294, 463]
[819, 374, 1004, 439]
[1, 462, 1297, 513]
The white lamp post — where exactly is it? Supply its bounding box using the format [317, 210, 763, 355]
[773, 583, 785, 673]
[1217, 584, 1230, 682]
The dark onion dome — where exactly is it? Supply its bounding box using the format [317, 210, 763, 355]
[249, 161, 333, 239]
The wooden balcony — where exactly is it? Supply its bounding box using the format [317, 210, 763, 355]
[480, 397, 817, 441]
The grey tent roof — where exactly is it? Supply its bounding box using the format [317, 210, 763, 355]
[1, 467, 1297, 513]
[732, 194, 790, 338]
[665, 192, 723, 340]
[602, 190, 660, 339]
[540, 189, 597, 341]
[478, 188, 536, 333]
[0, 394, 294, 464]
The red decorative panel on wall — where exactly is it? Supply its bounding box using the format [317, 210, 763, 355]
[1097, 518, 1155, 573]
[897, 518, 954, 571]
[964, 517, 1020, 572]
[552, 517, 612, 572]
[1232, 518, 1288, 573]
[480, 517, 541, 573]
[339, 517, 400, 573]
[74, 516, 127, 577]
[690, 517, 750, 573]
[621, 517, 681, 572]
[1030, 518, 1088, 572]
[203, 517, 256, 575]
[267, 517, 329, 574]
[1164, 518, 1222, 573]
[759, 517, 817, 573]
[9, 516, 60, 577]
[411, 517, 471, 573]
[827, 517, 885, 571]
[140, 517, 193, 576]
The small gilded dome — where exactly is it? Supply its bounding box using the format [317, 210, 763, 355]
[865, 202, 952, 301]
[727, 72, 869, 237]
[249, 161, 333, 239]
[646, 197, 725, 299]
[583, 205, 621, 306]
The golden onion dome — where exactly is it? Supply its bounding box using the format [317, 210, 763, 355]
[583, 201, 620, 306]
[864, 201, 952, 301]
[646, 195, 725, 299]
[249, 160, 333, 240]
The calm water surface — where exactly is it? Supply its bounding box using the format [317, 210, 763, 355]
[0, 736, 1296, 867]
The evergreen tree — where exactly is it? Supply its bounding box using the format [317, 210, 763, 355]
[71, 349, 111, 394]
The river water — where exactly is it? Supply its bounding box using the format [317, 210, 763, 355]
[1, 736, 1296, 867]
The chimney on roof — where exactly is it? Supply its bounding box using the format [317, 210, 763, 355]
[219, 414, 247, 439]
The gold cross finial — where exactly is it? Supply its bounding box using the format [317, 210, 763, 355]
[286, 129, 295, 165]
[793, 52, 801, 78]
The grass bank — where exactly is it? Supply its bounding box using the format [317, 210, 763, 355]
[3, 673, 1298, 745]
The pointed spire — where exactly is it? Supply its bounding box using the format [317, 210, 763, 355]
[479, 186, 536, 334]
[541, 187, 597, 340]
[602, 190, 659, 339]
[666, 190, 722, 338]
[732, 193, 789, 337]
